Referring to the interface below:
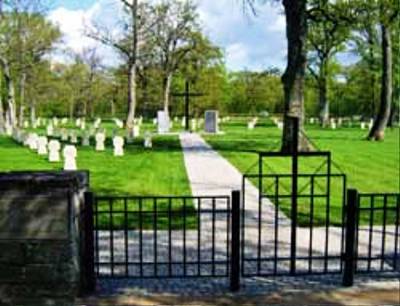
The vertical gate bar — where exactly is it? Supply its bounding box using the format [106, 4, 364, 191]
[340, 175, 347, 272]
[380, 195, 388, 270]
[308, 176, 315, 273]
[394, 195, 400, 270]
[168, 198, 172, 276]
[290, 117, 299, 276]
[83, 191, 95, 293]
[324, 152, 332, 273]
[124, 198, 129, 277]
[367, 195, 374, 271]
[274, 176, 279, 275]
[212, 198, 216, 276]
[257, 154, 263, 275]
[139, 198, 143, 277]
[153, 198, 158, 277]
[109, 198, 114, 277]
[343, 189, 358, 287]
[230, 190, 241, 292]
[226, 197, 231, 276]
[95, 197, 100, 276]
[183, 198, 187, 277]
[197, 198, 201, 276]
[241, 177, 245, 276]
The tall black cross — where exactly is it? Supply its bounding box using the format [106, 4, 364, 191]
[172, 80, 204, 131]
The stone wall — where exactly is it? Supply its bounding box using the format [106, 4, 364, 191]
[0, 171, 89, 306]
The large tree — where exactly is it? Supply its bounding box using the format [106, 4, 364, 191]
[87, 0, 154, 128]
[367, 1, 399, 140]
[151, 0, 199, 119]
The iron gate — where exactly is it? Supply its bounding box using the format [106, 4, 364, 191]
[241, 150, 347, 277]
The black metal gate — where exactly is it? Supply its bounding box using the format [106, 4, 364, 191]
[241, 150, 347, 277]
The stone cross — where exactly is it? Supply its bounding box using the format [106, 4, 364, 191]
[113, 136, 124, 156]
[48, 140, 61, 162]
[63, 145, 77, 170]
[37, 136, 48, 155]
[95, 132, 106, 151]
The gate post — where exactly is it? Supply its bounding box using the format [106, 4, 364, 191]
[230, 190, 241, 292]
[81, 191, 96, 294]
[342, 189, 358, 287]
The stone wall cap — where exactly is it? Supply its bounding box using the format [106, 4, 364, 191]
[0, 170, 89, 191]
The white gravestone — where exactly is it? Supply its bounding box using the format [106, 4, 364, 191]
[360, 122, 366, 130]
[63, 145, 77, 170]
[82, 133, 90, 146]
[181, 117, 186, 128]
[248, 121, 255, 130]
[94, 118, 101, 129]
[277, 121, 284, 130]
[133, 125, 140, 137]
[157, 111, 170, 134]
[95, 132, 106, 151]
[153, 118, 158, 126]
[144, 132, 152, 148]
[113, 136, 124, 156]
[48, 140, 61, 162]
[61, 129, 68, 141]
[46, 124, 54, 136]
[204, 110, 219, 133]
[37, 136, 48, 155]
[80, 120, 86, 130]
[191, 118, 197, 131]
[70, 132, 78, 144]
[28, 133, 39, 150]
[330, 119, 337, 129]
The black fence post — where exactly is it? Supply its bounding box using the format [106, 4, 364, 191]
[290, 116, 299, 275]
[230, 190, 241, 292]
[81, 191, 96, 294]
[343, 188, 358, 287]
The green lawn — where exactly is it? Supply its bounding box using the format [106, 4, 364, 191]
[205, 117, 400, 225]
[0, 134, 191, 196]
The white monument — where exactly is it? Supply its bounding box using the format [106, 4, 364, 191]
[48, 140, 61, 162]
[37, 136, 48, 155]
[63, 145, 77, 170]
[95, 132, 106, 151]
[157, 111, 170, 134]
[61, 129, 68, 141]
[28, 133, 39, 150]
[70, 131, 78, 144]
[144, 132, 152, 148]
[113, 136, 124, 156]
[46, 124, 54, 136]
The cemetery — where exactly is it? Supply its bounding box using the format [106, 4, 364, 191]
[0, 0, 399, 306]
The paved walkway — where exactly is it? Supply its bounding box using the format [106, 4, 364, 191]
[179, 132, 289, 224]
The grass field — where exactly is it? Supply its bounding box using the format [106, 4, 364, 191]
[0, 134, 191, 196]
[204, 117, 400, 225]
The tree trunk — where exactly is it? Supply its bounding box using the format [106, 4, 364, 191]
[18, 72, 26, 127]
[318, 59, 329, 127]
[163, 73, 172, 119]
[281, 0, 312, 152]
[30, 99, 36, 126]
[0, 75, 4, 132]
[2, 60, 17, 127]
[368, 24, 392, 140]
[126, 63, 137, 127]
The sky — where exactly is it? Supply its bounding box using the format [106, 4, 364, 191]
[47, 0, 288, 71]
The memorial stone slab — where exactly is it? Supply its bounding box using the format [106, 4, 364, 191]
[63, 145, 77, 170]
[204, 110, 219, 133]
[113, 136, 124, 156]
[157, 111, 170, 134]
[48, 140, 61, 162]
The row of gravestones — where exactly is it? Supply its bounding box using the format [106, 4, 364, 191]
[308, 117, 375, 130]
